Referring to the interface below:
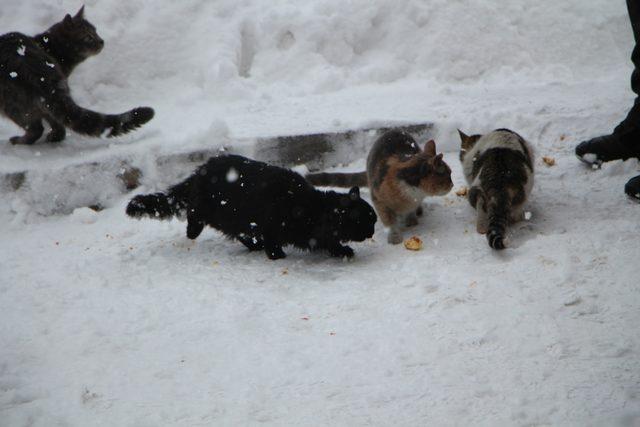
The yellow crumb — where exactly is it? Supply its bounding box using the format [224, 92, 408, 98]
[455, 187, 468, 197]
[542, 156, 556, 166]
[404, 236, 423, 251]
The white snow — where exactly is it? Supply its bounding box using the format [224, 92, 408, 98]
[1, 0, 640, 426]
[17, 45, 26, 56]
[8, 71, 17, 78]
[226, 167, 239, 183]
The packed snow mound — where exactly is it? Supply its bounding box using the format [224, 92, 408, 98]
[0, 0, 630, 114]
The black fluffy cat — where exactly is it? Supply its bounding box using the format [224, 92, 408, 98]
[0, 7, 154, 145]
[126, 155, 377, 260]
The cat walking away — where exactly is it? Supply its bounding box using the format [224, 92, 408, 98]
[126, 155, 377, 260]
[0, 7, 154, 145]
[458, 129, 534, 250]
[307, 130, 453, 244]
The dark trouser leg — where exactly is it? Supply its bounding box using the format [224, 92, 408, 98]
[575, 1, 640, 163]
[616, 0, 640, 132]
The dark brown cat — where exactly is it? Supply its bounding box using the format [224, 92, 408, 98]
[0, 6, 154, 145]
[307, 130, 453, 244]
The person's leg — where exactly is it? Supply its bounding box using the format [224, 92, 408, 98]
[575, 0, 640, 165]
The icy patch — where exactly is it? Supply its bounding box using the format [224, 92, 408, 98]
[17, 45, 26, 56]
[9, 72, 17, 78]
[70, 207, 98, 224]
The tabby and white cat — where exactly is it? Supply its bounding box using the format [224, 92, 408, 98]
[458, 129, 534, 249]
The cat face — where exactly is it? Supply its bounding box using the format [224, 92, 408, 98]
[331, 187, 377, 242]
[458, 130, 482, 162]
[57, 7, 104, 58]
[398, 140, 454, 196]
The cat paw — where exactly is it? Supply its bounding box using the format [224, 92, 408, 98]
[328, 245, 354, 258]
[46, 130, 65, 143]
[239, 236, 264, 251]
[266, 248, 286, 260]
[387, 232, 403, 245]
[9, 136, 31, 145]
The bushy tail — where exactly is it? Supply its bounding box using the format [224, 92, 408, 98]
[45, 93, 154, 137]
[126, 181, 191, 220]
[486, 190, 509, 250]
[306, 171, 368, 188]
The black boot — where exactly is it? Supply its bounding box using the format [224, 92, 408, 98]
[575, 129, 640, 167]
[625, 175, 640, 201]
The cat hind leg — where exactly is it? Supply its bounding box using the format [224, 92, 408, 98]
[405, 211, 419, 227]
[10, 120, 44, 145]
[476, 201, 489, 234]
[46, 119, 66, 143]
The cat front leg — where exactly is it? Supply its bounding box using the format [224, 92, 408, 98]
[476, 205, 489, 234]
[327, 243, 354, 259]
[10, 120, 44, 145]
[510, 204, 526, 223]
[377, 206, 403, 244]
[264, 241, 286, 260]
[388, 222, 404, 244]
[262, 231, 286, 259]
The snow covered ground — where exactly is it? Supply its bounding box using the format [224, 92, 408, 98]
[1, 0, 640, 426]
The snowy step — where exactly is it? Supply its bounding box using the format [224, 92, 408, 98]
[1, 122, 432, 216]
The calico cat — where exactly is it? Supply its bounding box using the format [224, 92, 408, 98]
[126, 155, 377, 260]
[0, 6, 154, 145]
[307, 130, 453, 244]
[458, 129, 534, 250]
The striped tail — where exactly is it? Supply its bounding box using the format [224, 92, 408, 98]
[486, 190, 509, 250]
[306, 171, 368, 188]
[126, 180, 191, 220]
[45, 93, 154, 138]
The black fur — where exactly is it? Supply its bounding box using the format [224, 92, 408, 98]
[0, 7, 154, 145]
[127, 155, 377, 260]
[306, 171, 368, 188]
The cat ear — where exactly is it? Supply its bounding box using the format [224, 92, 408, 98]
[74, 5, 85, 20]
[423, 139, 436, 156]
[458, 129, 470, 143]
[63, 14, 74, 26]
[349, 186, 360, 200]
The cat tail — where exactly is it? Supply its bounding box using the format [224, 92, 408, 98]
[485, 189, 510, 250]
[44, 93, 154, 138]
[306, 172, 368, 187]
[126, 180, 191, 220]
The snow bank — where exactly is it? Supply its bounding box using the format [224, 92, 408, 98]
[0, 0, 631, 144]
